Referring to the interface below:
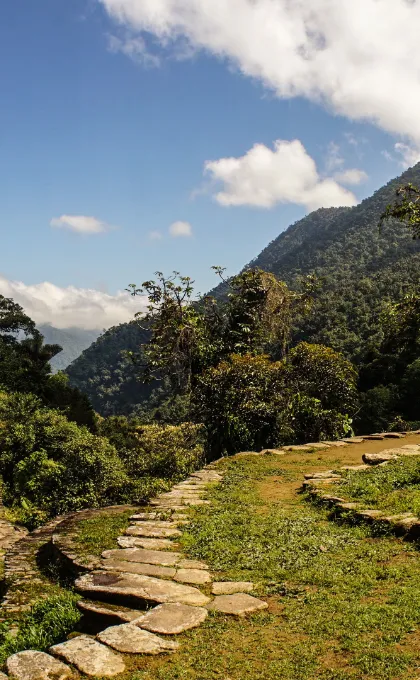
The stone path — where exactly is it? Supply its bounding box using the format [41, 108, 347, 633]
[1, 464, 267, 678]
[4, 431, 420, 678]
[303, 435, 420, 537]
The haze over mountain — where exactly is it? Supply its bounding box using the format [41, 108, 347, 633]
[66, 161, 420, 415]
[38, 325, 102, 372]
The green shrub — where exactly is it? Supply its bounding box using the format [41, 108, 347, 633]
[288, 394, 353, 444]
[121, 422, 204, 480]
[194, 354, 292, 456]
[0, 593, 81, 664]
[0, 392, 127, 524]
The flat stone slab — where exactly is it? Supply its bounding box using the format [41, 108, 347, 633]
[177, 559, 209, 570]
[149, 502, 189, 510]
[125, 525, 182, 538]
[98, 623, 179, 655]
[130, 512, 159, 520]
[363, 435, 385, 440]
[321, 441, 348, 447]
[118, 536, 178, 550]
[50, 636, 125, 677]
[78, 600, 142, 625]
[305, 443, 331, 449]
[260, 449, 285, 455]
[102, 558, 176, 579]
[339, 438, 365, 444]
[340, 465, 370, 471]
[7, 650, 73, 680]
[207, 593, 268, 616]
[304, 471, 340, 480]
[75, 570, 212, 607]
[212, 581, 254, 595]
[363, 452, 399, 465]
[382, 432, 405, 438]
[128, 520, 180, 528]
[136, 602, 208, 634]
[282, 444, 312, 451]
[103, 548, 182, 566]
[174, 569, 212, 585]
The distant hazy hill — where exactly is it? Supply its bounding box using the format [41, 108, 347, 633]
[67, 162, 420, 414]
[38, 324, 101, 372]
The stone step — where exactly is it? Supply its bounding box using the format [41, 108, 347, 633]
[207, 593, 268, 616]
[102, 558, 177, 579]
[103, 548, 182, 566]
[98, 623, 179, 654]
[77, 600, 143, 628]
[6, 650, 73, 680]
[117, 536, 179, 550]
[174, 568, 212, 585]
[363, 452, 400, 465]
[125, 525, 182, 538]
[136, 602, 208, 634]
[50, 635, 125, 677]
[75, 570, 212, 607]
[212, 581, 254, 595]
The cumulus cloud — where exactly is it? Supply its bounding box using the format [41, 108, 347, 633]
[394, 143, 420, 169]
[204, 140, 358, 211]
[169, 221, 193, 237]
[0, 276, 147, 330]
[333, 169, 368, 186]
[50, 215, 112, 234]
[98, 0, 420, 144]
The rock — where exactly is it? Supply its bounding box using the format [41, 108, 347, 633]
[75, 570, 212, 607]
[321, 441, 348, 447]
[261, 449, 285, 455]
[136, 603, 208, 634]
[97, 623, 179, 655]
[117, 536, 178, 550]
[340, 465, 370, 471]
[305, 443, 331, 450]
[77, 600, 142, 626]
[339, 438, 365, 444]
[363, 435, 385, 440]
[177, 559, 209, 570]
[174, 569, 212, 585]
[0, 673, 7, 680]
[362, 452, 398, 465]
[335, 502, 361, 512]
[304, 471, 340, 480]
[102, 548, 182, 566]
[102, 559, 176, 579]
[382, 432, 405, 439]
[401, 445, 420, 451]
[212, 582, 254, 595]
[6, 650, 73, 680]
[356, 509, 385, 521]
[125, 525, 182, 538]
[50, 636, 125, 677]
[207, 593, 268, 616]
[130, 513, 158, 521]
[149, 502, 189, 511]
[127, 520, 179, 528]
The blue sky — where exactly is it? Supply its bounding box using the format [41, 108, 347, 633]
[1, 0, 419, 329]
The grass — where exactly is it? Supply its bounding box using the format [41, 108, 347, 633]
[121, 453, 420, 680]
[70, 508, 135, 558]
[0, 592, 81, 667]
[338, 457, 420, 516]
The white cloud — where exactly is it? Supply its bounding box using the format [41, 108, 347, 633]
[149, 230, 163, 240]
[169, 221, 193, 237]
[204, 140, 358, 211]
[98, 0, 420, 144]
[0, 275, 147, 330]
[108, 34, 161, 67]
[333, 169, 368, 186]
[394, 142, 420, 169]
[50, 215, 112, 234]
[325, 142, 344, 173]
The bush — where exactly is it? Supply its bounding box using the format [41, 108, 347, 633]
[195, 354, 291, 456]
[120, 422, 204, 480]
[288, 394, 353, 443]
[0, 392, 127, 524]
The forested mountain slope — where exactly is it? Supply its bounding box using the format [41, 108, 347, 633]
[66, 321, 152, 415]
[67, 162, 420, 415]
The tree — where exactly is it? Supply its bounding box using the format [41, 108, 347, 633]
[127, 267, 314, 398]
[381, 183, 420, 238]
[0, 295, 62, 395]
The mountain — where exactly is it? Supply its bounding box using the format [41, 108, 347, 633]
[38, 324, 101, 372]
[66, 162, 420, 415]
[65, 321, 153, 416]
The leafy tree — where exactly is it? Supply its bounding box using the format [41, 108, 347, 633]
[0, 295, 62, 395]
[381, 184, 420, 238]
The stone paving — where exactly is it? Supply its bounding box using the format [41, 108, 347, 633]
[3, 431, 420, 677]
